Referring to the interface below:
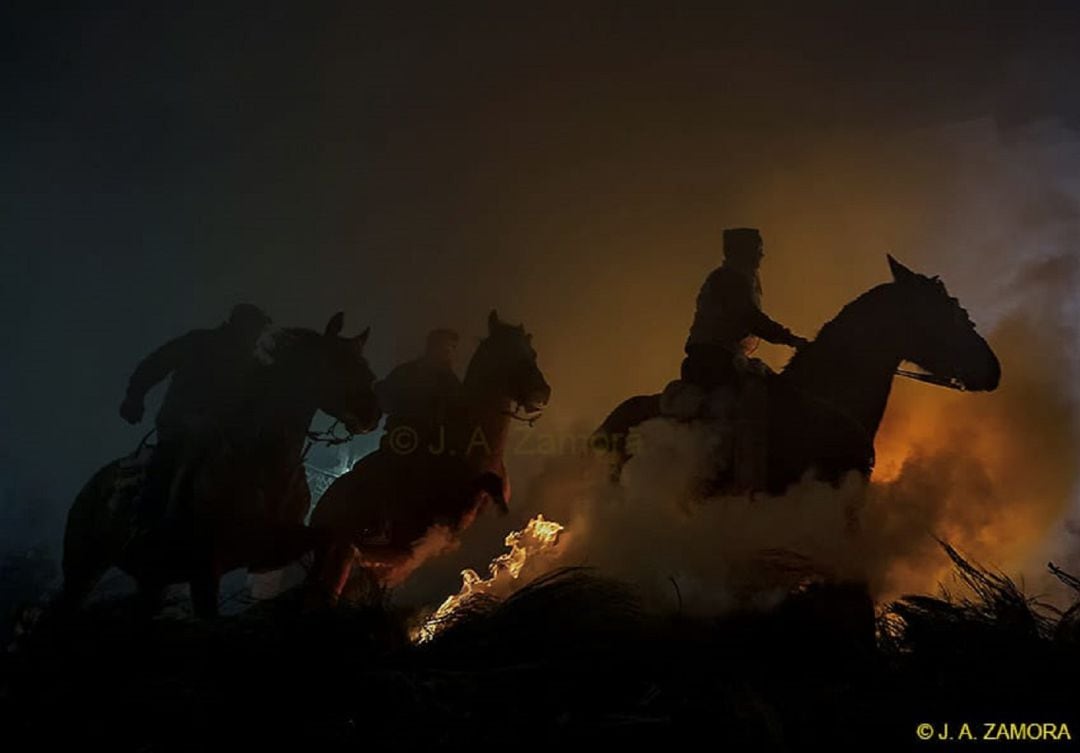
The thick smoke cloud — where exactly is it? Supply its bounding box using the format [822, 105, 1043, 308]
[402, 118, 1080, 611]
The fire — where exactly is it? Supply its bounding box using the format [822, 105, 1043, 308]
[413, 515, 565, 643]
[863, 368, 1070, 601]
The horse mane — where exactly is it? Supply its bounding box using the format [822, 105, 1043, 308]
[253, 326, 326, 368]
[462, 324, 529, 394]
[238, 326, 332, 431]
[782, 282, 899, 378]
[462, 337, 487, 391]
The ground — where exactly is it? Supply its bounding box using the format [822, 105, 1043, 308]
[1, 555, 1077, 752]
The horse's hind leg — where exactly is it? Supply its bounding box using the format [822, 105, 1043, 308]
[189, 571, 221, 618]
[132, 578, 167, 617]
[57, 525, 120, 613]
[59, 460, 127, 613]
[57, 552, 110, 613]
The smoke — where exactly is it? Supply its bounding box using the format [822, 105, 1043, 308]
[5, 6, 1079, 612]
[516, 248, 1079, 613]
[400, 117, 1080, 613]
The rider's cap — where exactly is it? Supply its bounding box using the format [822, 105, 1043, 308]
[426, 328, 460, 348]
[228, 303, 272, 331]
[723, 228, 763, 257]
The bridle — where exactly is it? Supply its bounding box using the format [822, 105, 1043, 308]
[302, 419, 355, 461]
[502, 401, 544, 427]
[894, 367, 967, 392]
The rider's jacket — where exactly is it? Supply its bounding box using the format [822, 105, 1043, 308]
[685, 264, 801, 354]
[125, 326, 264, 436]
[375, 357, 463, 439]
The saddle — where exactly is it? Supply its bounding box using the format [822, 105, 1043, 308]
[658, 372, 770, 494]
[659, 379, 737, 422]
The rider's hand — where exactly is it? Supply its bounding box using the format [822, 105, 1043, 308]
[748, 358, 773, 377]
[119, 396, 144, 424]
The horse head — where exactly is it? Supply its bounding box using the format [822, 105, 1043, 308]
[314, 312, 382, 434]
[466, 309, 552, 416]
[887, 255, 1001, 392]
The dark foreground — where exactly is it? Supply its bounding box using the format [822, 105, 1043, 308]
[2, 551, 1078, 752]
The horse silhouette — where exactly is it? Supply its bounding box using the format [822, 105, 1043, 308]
[60, 313, 382, 617]
[308, 310, 551, 602]
[596, 256, 1001, 494]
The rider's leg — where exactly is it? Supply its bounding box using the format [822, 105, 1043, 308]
[134, 433, 180, 529]
[681, 344, 737, 391]
[733, 374, 769, 495]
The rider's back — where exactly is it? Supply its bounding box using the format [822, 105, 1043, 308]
[131, 327, 263, 434]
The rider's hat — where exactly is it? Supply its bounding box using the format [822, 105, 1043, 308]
[426, 328, 460, 349]
[723, 227, 763, 258]
[227, 303, 272, 332]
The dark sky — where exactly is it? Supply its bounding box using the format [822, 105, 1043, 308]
[3, 2, 1080, 554]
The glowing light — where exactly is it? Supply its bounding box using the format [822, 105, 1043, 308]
[413, 515, 565, 643]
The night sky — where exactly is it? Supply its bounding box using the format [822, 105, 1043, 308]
[3, 3, 1079, 588]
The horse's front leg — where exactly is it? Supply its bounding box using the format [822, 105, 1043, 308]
[133, 577, 167, 618]
[189, 542, 222, 618]
[305, 539, 357, 607]
[326, 541, 359, 603]
[189, 570, 220, 618]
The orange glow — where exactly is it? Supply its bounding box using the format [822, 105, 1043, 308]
[413, 515, 565, 643]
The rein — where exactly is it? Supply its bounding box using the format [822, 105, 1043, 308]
[302, 420, 355, 461]
[779, 365, 965, 472]
[134, 428, 157, 454]
[306, 420, 354, 446]
[894, 368, 967, 392]
[501, 403, 544, 427]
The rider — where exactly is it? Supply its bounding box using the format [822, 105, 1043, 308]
[375, 328, 464, 454]
[119, 303, 273, 528]
[681, 228, 808, 491]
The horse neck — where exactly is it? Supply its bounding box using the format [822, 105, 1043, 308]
[781, 283, 906, 439]
[462, 366, 512, 470]
[249, 329, 322, 452]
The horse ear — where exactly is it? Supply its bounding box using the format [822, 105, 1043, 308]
[887, 254, 917, 284]
[353, 326, 370, 348]
[488, 309, 500, 333]
[325, 311, 345, 337]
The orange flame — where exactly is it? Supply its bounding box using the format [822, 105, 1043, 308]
[413, 515, 565, 643]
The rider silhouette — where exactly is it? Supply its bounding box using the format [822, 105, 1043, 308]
[681, 228, 807, 492]
[375, 328, 463, 454]
[682, 228, 807, 388]
[120, 303, 273, 528]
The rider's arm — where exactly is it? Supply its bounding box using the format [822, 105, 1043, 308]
[722, 272, 803, 347]
[373, 362, 415, 415]
[747, 306, 803, 347]
[125, 331, 201, 404]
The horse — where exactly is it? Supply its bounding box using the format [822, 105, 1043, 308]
[308, 310, 551, 602]
[59, 312, 382, 617]
[595, 255, 1001, 494]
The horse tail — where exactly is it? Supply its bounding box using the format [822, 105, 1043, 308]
[592, 393, 662, 477]
[59, 455, 140, 609]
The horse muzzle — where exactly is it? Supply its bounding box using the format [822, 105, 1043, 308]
[521, 383, 552, 415]
[962, 348, 1001, 392]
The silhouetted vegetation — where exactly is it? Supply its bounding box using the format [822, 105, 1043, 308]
[2, 550, 1077, 751]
